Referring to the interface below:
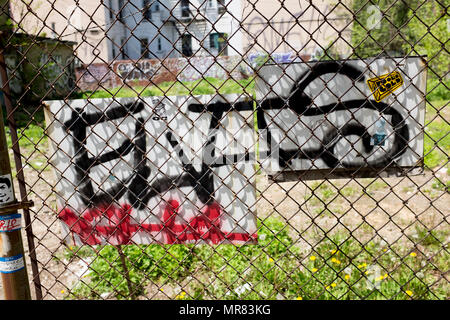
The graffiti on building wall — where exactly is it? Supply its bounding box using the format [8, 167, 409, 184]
[45, 94, 257, 245]
[176, 56, 242, 82]
[39, 54, 75, 92]
[79, 64, 113, 84]
[116, 60, 162, 82]
[248, 52, 297, 67]
[75, 56, 245, 89]
[4, 55, 23, 95]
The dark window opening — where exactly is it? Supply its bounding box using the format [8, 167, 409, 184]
[143, 0, 151, 20]
[157, 38, 162, 51]
[217, 0, 226, 14]
[209, 32, 228, 55]
[108, 0, 114, 20]
[181, 35, 193, 57]
[51, 22, 56, 37]
[118, 0, 124, 22]
[120, 38, 127, 59]
[181, 0, 191, 18]
[141, 38, 150, 59]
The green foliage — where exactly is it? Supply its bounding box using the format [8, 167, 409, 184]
[424, 101, 450, 168]
[427, 78, 450, 101]
[351, 0, 449, 101]
[69, 217, 449, 300]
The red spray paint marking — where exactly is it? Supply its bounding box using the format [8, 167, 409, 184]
[58, 201, 256, 245]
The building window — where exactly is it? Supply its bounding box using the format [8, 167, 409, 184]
[120, 38, 127, 59]
[209, 32, 228, 55]
[108, 0, 114, 20]
[157, 38, 162, 51]
[181, 34, 193, 57]
[118, 0, 124, 22]
[181, 0, 190, 18]
[143, 0, 151, 20]
[217, 0, 226, 14]
[112, 42, 116, 59]
[140, 38, 150, 58]
[51, 22, 56, 37]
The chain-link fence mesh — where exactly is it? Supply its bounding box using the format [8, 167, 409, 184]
[0, 0, 448, 300]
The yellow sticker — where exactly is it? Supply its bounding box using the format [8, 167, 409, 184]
[366, 71, 404, 102]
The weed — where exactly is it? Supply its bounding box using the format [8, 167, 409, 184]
[68, 217, 449, 300]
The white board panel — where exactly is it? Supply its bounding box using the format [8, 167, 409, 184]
[45, 94, 257, 245]
[255, 57, 427, 179]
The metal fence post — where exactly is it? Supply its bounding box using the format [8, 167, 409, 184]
[0, 103, 31, 299]
[0, 40, 31, 300]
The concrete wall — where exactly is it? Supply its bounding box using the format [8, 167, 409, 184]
[4, 35, 76, 102]
[76, 55, 244, 91]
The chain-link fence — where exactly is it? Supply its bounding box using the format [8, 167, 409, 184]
[0, 0, 448, 300]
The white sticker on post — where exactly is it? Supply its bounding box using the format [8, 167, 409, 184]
[0, 254, 25, 273]
[0, 174, 14, 205]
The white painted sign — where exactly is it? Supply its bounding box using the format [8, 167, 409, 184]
[255, 57, 427, 179]
[45, 94, 257, 245]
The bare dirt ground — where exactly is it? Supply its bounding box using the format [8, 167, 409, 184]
[1, 152, 448, 299]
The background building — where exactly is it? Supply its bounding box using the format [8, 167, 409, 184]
[241, 0, 353, 58]
[10, 0, 353, 64]
[10, 0, 109, 65]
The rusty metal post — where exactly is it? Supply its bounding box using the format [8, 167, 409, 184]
[0, 3, 32, 295]
[0, 34, 42, 299]
[0, 85, 31, 299]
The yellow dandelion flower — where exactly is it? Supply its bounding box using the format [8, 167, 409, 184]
[344, 274, 350, 280]
[405, 290, 413, 297]
[330, 249, 337, 254]
[181, 291, 186, 296]
[325, 285, 330, 290]
[160, 288, 164, 292]
[60, 290, 65, 294]
[410, 252, 417, 257]
[268, 258, 274, 263]
[310, 255, 316, 261]
[312, 267, 318, 273]
[364, 271, 369, 275]
[296, 296, 303, 300]
[383, 273, 389, 279]
[331, 257, 341, 264]
[331, 283, 337, 288]
[383, 248, 387, 252]
[375, 275, 384, 281]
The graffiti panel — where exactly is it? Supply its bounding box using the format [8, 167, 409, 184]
[256, 57, 427, 179]
[44, 94, 257, 245]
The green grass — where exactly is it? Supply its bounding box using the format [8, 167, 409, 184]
[74, 77, 255, 99]
[66, 216, 449, 300]
[424, 100, 449, 169]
